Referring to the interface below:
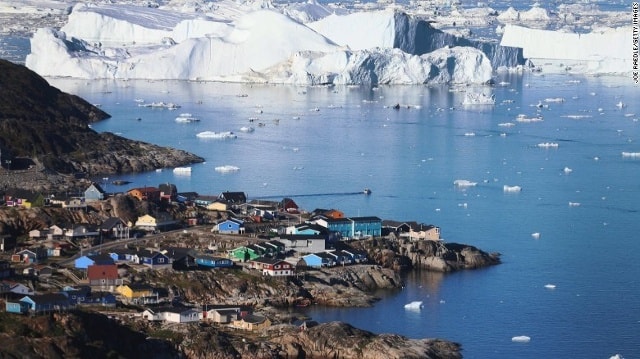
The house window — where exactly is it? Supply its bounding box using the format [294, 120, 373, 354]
[158, 258, 164, 263]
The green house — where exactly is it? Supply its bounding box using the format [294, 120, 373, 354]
[229, 244, 263, 262]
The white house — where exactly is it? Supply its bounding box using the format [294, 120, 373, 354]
[142, 307, 201, 323]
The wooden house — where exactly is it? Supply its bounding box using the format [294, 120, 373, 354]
[84, 182, 106, 202]
[142, 307, 200, 323]
[195, 255, 233, 269]
[11, 248, 47, 264]
[127, 187, 161, 202]
[248, 258, 294, 276]
[6, 293, 72, 315]
[87, 264, 121, 289]
[99, 217, 130, 240]
[231, 314, 271, 331]
[213, 218, 245, 235]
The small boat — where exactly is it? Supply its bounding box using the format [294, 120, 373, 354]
[363, 188, 372, 195]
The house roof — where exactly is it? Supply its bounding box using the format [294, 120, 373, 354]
[241, 314, 267, 324]
[250, 257, 287, 265]
[218, 191, 247, 203]
[86, 182, 105, 194]
[100, 217, 125, 230]
[87, 264, 118, 279]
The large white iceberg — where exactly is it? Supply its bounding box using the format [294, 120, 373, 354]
[500, 24, 631, 75]
[24, 4, 501, 85]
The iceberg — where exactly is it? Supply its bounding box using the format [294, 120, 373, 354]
[173, 167, 192, 174]
[404, 301, 424, 310]
[621, 152, 640, 158]
[500, 24, 631, 75]
[454, 179, 477, 187]
[462, 92, 495, 106]
[196, 131, 237, 139]
[215, 165, 240, 173]
[503, 185, 521, 193]
[24, 5, 499, 85]
[175, 113, 200, 123]
[537, 142, 559, 148]
[531, 232, 541, 239]
[511, 335, 531, 343]
[544, 284, 557, 289]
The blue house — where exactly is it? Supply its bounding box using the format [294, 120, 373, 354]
[301, 253, 335, 268]
[74, 253, 115, 270]
[6, 293, 72, 314]
[84, 182, 106, 202]
[135, 249, 170, 268]
[214, 218, 245, 234]
[196, 255, 234, 269]
[12, 248, 48, 264]
[316, 216, 382, 239]
[60, 285, 92, 304]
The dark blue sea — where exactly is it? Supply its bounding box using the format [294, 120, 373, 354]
[42, 73, 640, 359]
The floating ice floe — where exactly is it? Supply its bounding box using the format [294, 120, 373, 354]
[503, 185, 521, 192]
[512, 336, 531, 343]
[563, 167, 573, 173]
[531, 232, 541, 239]
[462, 92, 495, 105]
[173, 167, 191, 174]
[616, 101, 625, 109]
[498, 122, 515, 127]
[515, 114, 543, 123]
[454, 179, 477, 187]
[537, 142, 559, 148]
[621, 152, 640, 158]
[175, 113, 200, 123]
[404, 301, 424, 310]
[138, 101, 180, 109]
[569, 202, 581, 207]
[196, 131, 237, 139]
[544, 284, 556, 289]
[544, 97, 565, 103]
[464, 132, 476, 136]
[240, 126, 255, 133]
[563, 114, 592, 119]
[215, 165, 240, 173]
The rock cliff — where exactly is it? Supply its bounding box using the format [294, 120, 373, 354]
[0, 59, 203, 183]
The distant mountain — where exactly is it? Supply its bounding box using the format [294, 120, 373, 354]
[0, 59, 203, 175]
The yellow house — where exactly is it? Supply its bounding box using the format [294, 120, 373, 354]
[116, 283, 154, 300]
[206, 201, 228, 212]
[409, 224, 441, 241]
[231, 314, 271, 331]
[135, 214, 157, 230]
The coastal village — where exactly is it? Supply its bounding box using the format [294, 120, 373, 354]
[0, 179, 445, 332]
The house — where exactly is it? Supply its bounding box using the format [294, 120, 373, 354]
[74, 254, 115, 270]
[194, 195, 218, 208]
[3, 189, 44, 208]
[99, 217, 130, 240]
[62, 286, 117, 307]
[127, 187, 161, 202]
[28, 229, 48, 239]
[176, 192, 199, 204]
[162, 247, 198, 270]
[84, 182, 106, 201]
[310, 208, 344, 219]
[6, 293, 72, 315]
[300, 252, 336, 268]
[0, 235, 16, 251]
[202, 305, 250, 324]
[248, 258, 294, 276]
[11, 248, 48, 264]
[142, 307, 200, 323]
[0, 281, 32, 295]
[195, 255, 234, 269]
[218, 191, 247, 205]
[134, 212, 179, 232]
[327, 250, 353, 266]
[64, 223, 99, 239]
[293, 319, 319, 331]
[406, 223, 441, 241]
[48, 225, 65, 239]
[280, 198, 299, 214]
[229, 244, 264, 262]
[133, 249, 171, 269]
[213, 218, 245, 235]
[116, 283, 155, 303]
[313, 216, 382, 240]
[0, 261, 13, 278]
[285, 223, 327, 236]
[231, 314, 271, 331]
[276, 235, 327, 254]
[60, 197, 87, 209]
[205, 200, 229, 212]
[87, 264, 121, 289]
[158, 183, 178, 202]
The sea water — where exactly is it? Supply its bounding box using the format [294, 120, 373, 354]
[44, 73, 640, 359]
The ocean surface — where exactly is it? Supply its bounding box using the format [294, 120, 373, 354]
[42, 73, 640, 359]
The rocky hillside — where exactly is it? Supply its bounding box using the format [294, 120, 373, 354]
[0, 59, 203, 177]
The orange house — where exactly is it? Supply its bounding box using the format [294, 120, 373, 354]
[127, 187, 161, 202]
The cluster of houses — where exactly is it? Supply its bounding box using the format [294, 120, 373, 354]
[1, 181, 442, 329]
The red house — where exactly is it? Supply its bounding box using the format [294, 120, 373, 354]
[87, 264, 120, 288]
[249, 258, 294, 277]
